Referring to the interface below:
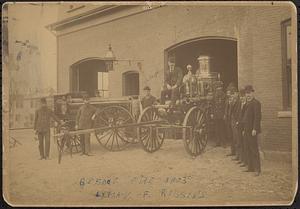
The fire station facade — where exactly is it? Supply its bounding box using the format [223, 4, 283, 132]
[48, 4, 295, 152]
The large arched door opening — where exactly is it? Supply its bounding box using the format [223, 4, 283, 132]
[165, 37, 238, 89]
[70, 58, 109, 97]
[122, 71, 139, 96]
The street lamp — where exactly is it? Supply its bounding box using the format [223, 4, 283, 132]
[104, 44, 116, 71]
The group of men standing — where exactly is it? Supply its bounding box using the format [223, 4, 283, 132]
[34, 96, 97, 160]
[212, 83, 262, 176]
[33, 55, 262, 176]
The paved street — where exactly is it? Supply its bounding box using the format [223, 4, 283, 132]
[5, 129, 295, 206]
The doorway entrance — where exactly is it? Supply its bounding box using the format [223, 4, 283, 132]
[165, 37, 238, 89]
[70, 58, 108, 97]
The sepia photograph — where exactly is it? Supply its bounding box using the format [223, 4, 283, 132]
[2, 1, 298, 206]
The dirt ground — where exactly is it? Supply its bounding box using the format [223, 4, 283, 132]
[4, 129, 296, 206]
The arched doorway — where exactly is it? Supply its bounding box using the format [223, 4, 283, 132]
[70, 58, 109, 97]
[165, 37, 238, 89]
[122, 71, 139, 96]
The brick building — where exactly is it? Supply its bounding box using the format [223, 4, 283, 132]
[47, 3, 295, 151]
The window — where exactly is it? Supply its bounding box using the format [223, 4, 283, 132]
[122, 71, 139, 96]
[97, 72, 109, 98]
[281, 19, 292, 110]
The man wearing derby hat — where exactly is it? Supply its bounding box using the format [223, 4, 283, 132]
[242, 85, 262, 176]
[75, 95, 97, 156]
[141, 86, 156, 109]
[34, 97, 61, 160]
[224, 84, 238, 156]
[236, 88, 248, 166]
[161, 56, 183, 106]
[228, 86, 240, 158]
[224, 83, 236, 149]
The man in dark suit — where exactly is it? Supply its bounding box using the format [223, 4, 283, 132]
[236, 89, 247, 166]
[160, 56, 183, 106]
[229, 88, 240, 159]
[224, 83, 236, 149]
[34, 98, 61, 160]
[212, 85, 226, 147]
[224, 85, 238, 156]
[75, 96, 97, 156]
[141, 86, 156, 109]
[242, 85, 262, 176]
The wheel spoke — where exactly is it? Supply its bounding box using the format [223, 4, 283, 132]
[144, 111, 151, 122]
[115, 133, 121, 150]
[195, 134, 201, 154]
[115, 130, 129, 144]
[140, 129, 149, 141]
[151, 110, 156, 120]
[110, 132, 115, 150]
[104, 131, 114, 147]
[118, 129, 131, 142]
[123, 117, 133, 124]
[119, 128, 134, 138]
[149, 133, 154, 151]
[144, 133, 151, 148]
[197, 113, 205, 125]
[154, 133, 159, 149]
[97, 116, 109, 126]
[96, 130, 112, 142]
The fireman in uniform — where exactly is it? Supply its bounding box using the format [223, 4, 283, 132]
[235, 89, 248, 166]
[34, 98, 61, 160]
[75, 96, 97, 156]
[160, 56, 183, 106]
[224, 83, 236, 153]
[242, 85, 262, 176]
[141, 86, 156, 109]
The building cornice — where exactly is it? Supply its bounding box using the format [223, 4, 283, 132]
[46, 5, 164, 36]
[46, 5, 127, 32]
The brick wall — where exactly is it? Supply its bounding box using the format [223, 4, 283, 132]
[57, 5, 293, 151]
[242, 6, 292, 151]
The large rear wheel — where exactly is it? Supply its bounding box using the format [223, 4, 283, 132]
[94, 106, 135, 151]
[182, 106, 208, 157]
[137, 106, 165, 153]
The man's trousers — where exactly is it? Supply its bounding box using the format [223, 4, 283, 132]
[214, 119, 226, 146]
[245, 131, 261, 172]
[80, 133, 91, 154]
[38, 130, 50, 158]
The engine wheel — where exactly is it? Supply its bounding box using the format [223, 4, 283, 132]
[94, 106, 135, 151]
[137, 106, 165, 153]
[182, 106, 208, 156]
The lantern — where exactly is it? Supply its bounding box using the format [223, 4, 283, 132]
[104, 44, 116, 71]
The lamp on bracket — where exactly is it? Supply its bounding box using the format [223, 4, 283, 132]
[104, 44, 144, 71]
[104, 44, 116, 71]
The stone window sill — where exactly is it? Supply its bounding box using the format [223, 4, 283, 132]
[277, 111, 292, 118]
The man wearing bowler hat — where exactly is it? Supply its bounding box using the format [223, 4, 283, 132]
[160, 56, 183, 106]
[34, 98, 61, 160]
[236, 88, 248, 166]
[75, 95, 97, 156]
[141, 86, 156, 109]
[242, 85, 262, 176]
